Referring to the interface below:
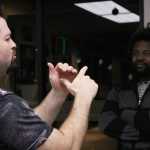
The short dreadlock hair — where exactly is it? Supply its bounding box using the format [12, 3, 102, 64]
[128, 28, 150, 54]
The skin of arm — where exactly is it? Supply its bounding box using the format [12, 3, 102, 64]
[34, 62, 78, 125]
[37, 66, 98, 150]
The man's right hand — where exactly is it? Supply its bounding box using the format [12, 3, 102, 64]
[60, 66, 98, 102]
[37, 66, 98, 150]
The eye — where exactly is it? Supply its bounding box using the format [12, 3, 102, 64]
[132, 51, 138, 56]
[5, 37, 10, 41]
[144, 52, 150, 56]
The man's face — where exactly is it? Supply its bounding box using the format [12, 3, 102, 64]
[0, 17, 16, 77]
[132, 40, 150, 77]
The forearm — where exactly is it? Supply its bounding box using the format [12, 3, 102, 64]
[99, 99, 140, 140]
[37, 66, 98, 150]
[59, 95, 91, 150]
[120, 109, 150, 132]
[99, 111, 140, 140]
[34, 88, 67, 125]
[37, 95, 92, 150]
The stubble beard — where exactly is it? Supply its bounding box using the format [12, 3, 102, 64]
[6, 59, 16, 74]
[133, 63, 150, 78]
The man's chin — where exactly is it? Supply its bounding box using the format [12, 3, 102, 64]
[6, 61, 17, 74]
[136, 70, 150, 77]
[6, 66, 16, 74]
[135, 67, 146, 73]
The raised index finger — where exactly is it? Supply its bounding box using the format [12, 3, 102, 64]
[77, 66, 88, 77]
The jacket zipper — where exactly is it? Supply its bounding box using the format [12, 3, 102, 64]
[138, 100, 141, 105]
[137, 85, 150, 107]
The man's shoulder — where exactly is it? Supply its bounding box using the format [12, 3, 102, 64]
[114, 80, 134, 91]
[0, 88, 13, 98]
[0, 88, 28, 107]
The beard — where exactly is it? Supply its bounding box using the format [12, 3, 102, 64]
[6, 59, 17, 74]
[133, 61, 150, 77]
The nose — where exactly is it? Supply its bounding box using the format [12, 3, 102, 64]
[11, 39, 17, 50]
[137, 53, 144, 60]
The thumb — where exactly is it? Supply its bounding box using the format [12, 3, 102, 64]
[60, 78, 75, 95]
[60, 78, 71, 88]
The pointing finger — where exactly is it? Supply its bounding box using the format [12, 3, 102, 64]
[77, 66, 88, 77]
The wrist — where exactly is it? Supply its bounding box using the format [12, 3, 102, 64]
[51, 88, 68, 98]
[74, 94, 92, 107]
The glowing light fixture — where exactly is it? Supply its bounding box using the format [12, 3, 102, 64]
[77, 57, 81, 63]
[108, 64, 112, 70]
[99, 59, 103, 65]
[74, 1, 139, 23]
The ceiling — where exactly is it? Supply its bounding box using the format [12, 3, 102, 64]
[0, 0, 140, 57]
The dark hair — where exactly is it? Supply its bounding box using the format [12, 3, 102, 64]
[0, 5, 7, 20]
[128, 28, 150, 54]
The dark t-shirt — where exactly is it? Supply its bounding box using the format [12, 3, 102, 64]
[0, 88, 53, 150]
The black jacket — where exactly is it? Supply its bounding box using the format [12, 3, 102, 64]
[99, 79, 150, 150]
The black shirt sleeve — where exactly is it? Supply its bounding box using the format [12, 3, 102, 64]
[0, 93, 53, 150]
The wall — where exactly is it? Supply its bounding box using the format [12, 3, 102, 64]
[144, 0, 150, 27]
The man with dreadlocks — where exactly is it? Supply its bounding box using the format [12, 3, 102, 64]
[99, 27, 150, 150]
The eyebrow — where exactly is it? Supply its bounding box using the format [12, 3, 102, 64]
[132, 50, 150, 52]
[143, 50, 150, 52]
[5, 32, 11, 37]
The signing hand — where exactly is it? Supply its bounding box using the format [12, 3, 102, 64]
[48, 62, 78, 95]
[60, 66, 98, 101]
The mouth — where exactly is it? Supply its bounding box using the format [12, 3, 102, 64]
[13, 55, 17, 59]
[13, 50, 17, 60]
[134, 63, 146, 69]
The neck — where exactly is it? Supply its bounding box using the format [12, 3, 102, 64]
[139, 76, 150, 84]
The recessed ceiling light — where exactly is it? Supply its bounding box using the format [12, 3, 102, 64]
[102, 13, 139, 23]
[74, 1, 140, 23]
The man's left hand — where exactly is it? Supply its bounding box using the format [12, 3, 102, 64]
[47, 62, 78, 95]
